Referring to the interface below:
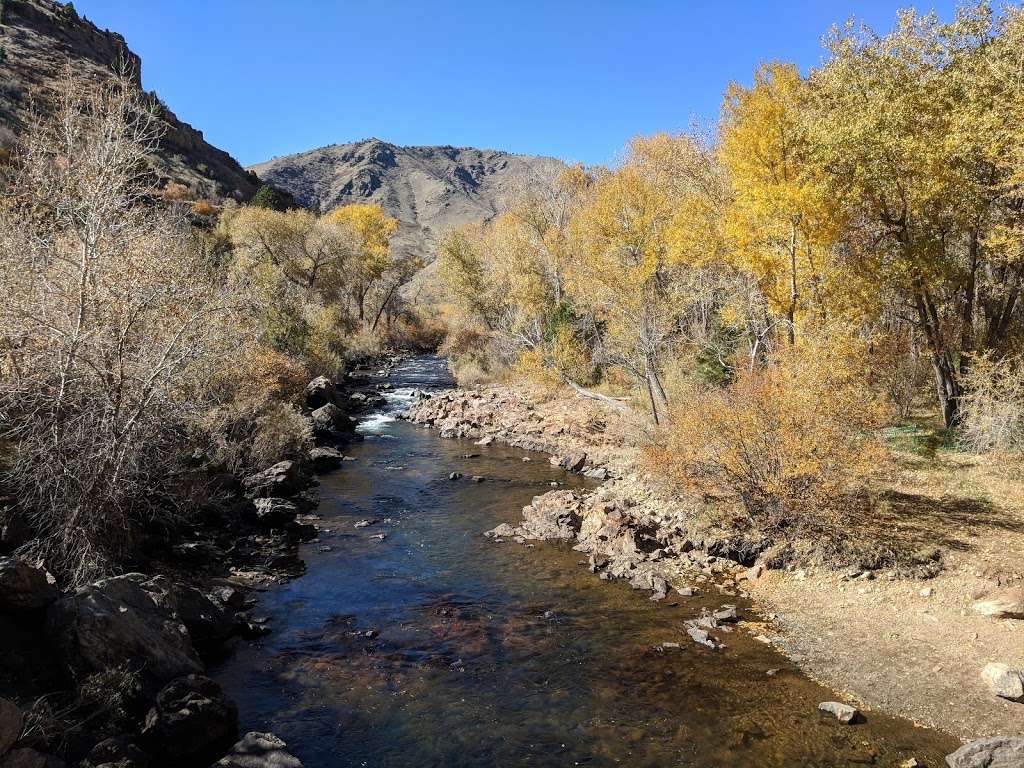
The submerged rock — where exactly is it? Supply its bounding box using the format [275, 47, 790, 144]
[214, 732, 303, 768]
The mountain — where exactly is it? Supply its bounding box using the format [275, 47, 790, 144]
[0, 0, 257, 200]
[250, 139, 566, 260]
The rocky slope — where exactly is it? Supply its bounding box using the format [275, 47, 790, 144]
[250, 138, 565, 260]
[0, 0, 257, 199]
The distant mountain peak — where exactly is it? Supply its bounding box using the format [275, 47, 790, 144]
[250, 140, 565, 261]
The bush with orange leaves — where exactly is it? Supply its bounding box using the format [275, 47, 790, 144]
[199, 346, 313, 477]
[646, 332, 891, 539]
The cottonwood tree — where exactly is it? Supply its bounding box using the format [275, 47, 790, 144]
[0, 68, 245, 585]
[808, 4, 1024, 426]
[719, 62, 845, 344]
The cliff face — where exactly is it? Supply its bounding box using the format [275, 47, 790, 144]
[0, 0, 257, 199]
[250, 138, 566, 260]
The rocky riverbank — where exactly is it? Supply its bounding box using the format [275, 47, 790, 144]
[403, 383, 1024, 760]
[0, 357, 408, 768]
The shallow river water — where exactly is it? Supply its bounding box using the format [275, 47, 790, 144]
[211, 357, 958, 768]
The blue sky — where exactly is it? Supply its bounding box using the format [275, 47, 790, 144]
[74, 1, 959, 168]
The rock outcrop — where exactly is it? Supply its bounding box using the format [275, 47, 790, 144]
[0, 0, 257, 200]
[47, 574, 203, 691]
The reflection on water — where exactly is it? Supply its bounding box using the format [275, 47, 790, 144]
[211, 357, 957, 767]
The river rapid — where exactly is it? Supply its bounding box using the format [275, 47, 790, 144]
[211, 356, 957, 768]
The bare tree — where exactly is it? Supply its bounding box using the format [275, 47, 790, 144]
[0, 66, 246, 586]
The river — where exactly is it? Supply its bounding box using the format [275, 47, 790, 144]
[211, 356, 957, 767]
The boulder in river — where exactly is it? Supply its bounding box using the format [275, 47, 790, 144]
[242, 461, 307, 499]
[250, 498, 299, 528]
[307, 447, 344, 472]
[305, 376, 339, 409]
[817, 701, 861, 724]
[214, 732, 303, 768]
[0, 697, 23, 757]
[141, 675, 238, 766]
[0, 557, 58, 614]
[946, 737, 1024, 768]
[550, 452, 587, 473]
[310, 404, 355, 437]
[981, 662, 1024, 702]
[47, 574, 202, 692]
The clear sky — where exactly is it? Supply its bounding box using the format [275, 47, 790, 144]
[73, 1, 959, 168]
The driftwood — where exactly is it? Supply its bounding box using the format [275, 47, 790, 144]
[561, 375, 629, 411]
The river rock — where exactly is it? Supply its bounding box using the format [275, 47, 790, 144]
[250, 498, 299, 528]
[685, 625, 717, 649]
[139, 577, 236, 648]
[0, 698, 23, 757]
[305, 376, 339, 409]
[47, 574, 202, 692]
[946, 737, 1024, 768]
[972, 588, 1024, 620]
[213, 732, 303, 768]
[85, 736, 149, 768]
[550, 452, 587, 473]
[310, 403, 355, 437]
[141, 675, 238, 766]
[981, 662, 1024, 701]
[518, 490, 582, 540]
[307, 447, 344, 471]
[818, 701, 861, 723]
[0, 748, 65, 768]
[484, 523, 518, 539]
[242, 462, 306, 499]
[0, 557, 58, 614]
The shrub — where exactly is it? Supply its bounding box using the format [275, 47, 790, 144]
[192, 199, 218, 217]
[201, 347, 312, 476]
[159, 181, 190, 202]
[440, 324, 504, 385]
[249, 184, 296, 212]
[646, 333, 889, 538]
[0, 70, 244, 586]
[960, 353, 1024, 454]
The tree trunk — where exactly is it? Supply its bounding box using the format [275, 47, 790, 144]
[787, 220, 798, 345]
[915, 289, 961, 428]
